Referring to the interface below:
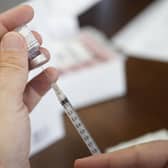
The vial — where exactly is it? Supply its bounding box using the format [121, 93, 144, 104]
[15, 25, 48, 69]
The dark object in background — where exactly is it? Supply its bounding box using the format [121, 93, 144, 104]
[79, 0, 153, 38]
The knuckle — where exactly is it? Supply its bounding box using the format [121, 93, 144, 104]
[0, 50, 28, 71]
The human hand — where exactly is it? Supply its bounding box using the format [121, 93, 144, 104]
[75, 140, 168, 168]
[0, 5, 58, 168]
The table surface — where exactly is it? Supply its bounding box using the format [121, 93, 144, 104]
[30, 0, 168, 168]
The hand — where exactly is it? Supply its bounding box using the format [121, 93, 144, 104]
[75, 140, 168, 168]
[0, 5, 58, 168]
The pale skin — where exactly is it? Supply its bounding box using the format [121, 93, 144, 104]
[75, 140, 168, 168]
[0, 5, 58, 168]
[0, 5, 168, 168]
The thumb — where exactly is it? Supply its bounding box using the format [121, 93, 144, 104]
[0, 32, 28, 95]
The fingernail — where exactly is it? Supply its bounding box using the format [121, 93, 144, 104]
[1, 32, 26, 50]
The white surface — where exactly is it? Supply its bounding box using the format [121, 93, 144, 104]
[25, 0, 101, 40]
[57, 56, 126, 109]
[106, 129, 168, 153]
[25, 0, 79, 41]
[27, 0, 101, 16]
[29, 90, 64, 155]
[111, 0, 168, 62]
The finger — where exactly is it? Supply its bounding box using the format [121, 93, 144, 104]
[32, 31, 42, 45]
[39, 47, 50, 61]
[0, 32, 28, 101]
[75, 141, 168, 168]
[23, 67, 59, 112]
[0, 5, 34, 38]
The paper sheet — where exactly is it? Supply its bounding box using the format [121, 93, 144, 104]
[111, 0, 168, 62]
[29, 90, 65, 155]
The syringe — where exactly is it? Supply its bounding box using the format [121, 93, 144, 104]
[16, 25, 101, 155]
[51, 82, 101, 155]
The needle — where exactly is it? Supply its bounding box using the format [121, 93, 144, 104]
[41, 66, 101, 155]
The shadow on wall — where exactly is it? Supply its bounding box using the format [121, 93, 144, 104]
[0, 0, 25, 12]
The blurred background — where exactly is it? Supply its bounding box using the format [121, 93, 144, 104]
[0, 0, 24, 11]
[1, 0, 168, 168]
